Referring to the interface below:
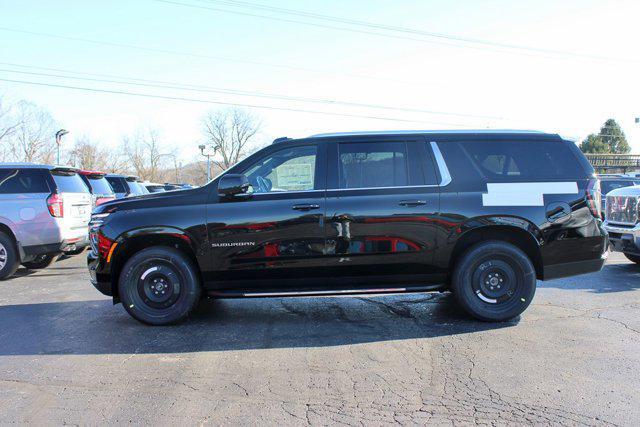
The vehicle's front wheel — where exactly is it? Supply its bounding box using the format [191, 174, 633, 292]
[118, 247, 201, 325]
[451, 241, 536, 322]
[624, 253, 640, 264]
[0, 232, 20, 280]
[22, 253, 56, 270]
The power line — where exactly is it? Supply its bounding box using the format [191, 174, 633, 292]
[0, 27, 404, 85]
[0, 77, 475, 127]
[0, 63, 503, 120]
[200, 0, 636, 62]
[157, 0, 637, 63]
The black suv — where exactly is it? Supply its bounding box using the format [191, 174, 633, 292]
[87, 131, 607, 325]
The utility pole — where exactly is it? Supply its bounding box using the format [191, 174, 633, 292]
[55, 129, 68, 165]
[199, 144, 218, 182]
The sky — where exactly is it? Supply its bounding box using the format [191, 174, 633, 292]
[1, 0, 639, 162]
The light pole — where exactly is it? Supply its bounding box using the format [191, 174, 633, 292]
[55, 129, 68, 165]
[199, 144, 218, 182]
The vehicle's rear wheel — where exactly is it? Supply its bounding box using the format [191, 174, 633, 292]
[22, 253, 56, 270]
[118, 246, 201, 325]
[624, 253, 640, 264]
[0, 232, 20, 280]
[451, 240, 536, 322]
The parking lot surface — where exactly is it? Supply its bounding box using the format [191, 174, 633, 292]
[0, 252, 639, 425]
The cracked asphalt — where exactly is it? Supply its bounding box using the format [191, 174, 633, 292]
[0, 252, 639, 425]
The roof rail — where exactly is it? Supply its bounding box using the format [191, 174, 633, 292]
[272, 136, 291, 144]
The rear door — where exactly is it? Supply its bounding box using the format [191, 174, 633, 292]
[50, 169, 92, 235]
[323, 137, 442, 284]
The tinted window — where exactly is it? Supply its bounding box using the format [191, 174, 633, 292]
[602, 180, 638, 195]
[338, 142, 408, 189]
[52, 171, 89, 193]
[243, 145, 317, 193]
[106, 177, 126, 194]
[460, 140, 583, 180]
[87, 176, 115, 195]
[126, 180, 148, 195]
[0, 169, 50, 194]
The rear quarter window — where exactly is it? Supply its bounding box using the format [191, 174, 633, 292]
[52, 171, 89, 193]
[459, 140, 584, 181]
[0, 169, 50, 194]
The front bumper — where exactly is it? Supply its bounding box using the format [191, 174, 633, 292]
[604, 222, 640, 256]
[87, 250, 113, 296]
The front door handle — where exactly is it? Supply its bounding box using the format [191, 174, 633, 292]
[292, 204, 320, 211]
[398, 200, 427, 207]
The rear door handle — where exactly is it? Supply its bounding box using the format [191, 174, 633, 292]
[398, 200, 427, 207]
[292, 204, 320, 211]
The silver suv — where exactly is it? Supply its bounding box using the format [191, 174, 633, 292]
[0, 164, 92, 279]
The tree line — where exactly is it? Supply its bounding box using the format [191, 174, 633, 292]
[579, 118, 631, 154]
[0, 94, 263, 185]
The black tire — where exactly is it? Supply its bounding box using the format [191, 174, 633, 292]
[22, 253, 56, 270]
[624, 253, 640, 264]
[0, 232, 20, 280]
[451, 241, 536, 322]
[64, 247, 87, 256]
[118, 246, 201, 325]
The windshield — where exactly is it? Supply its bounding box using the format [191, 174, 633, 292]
[602, 180, 638, 195]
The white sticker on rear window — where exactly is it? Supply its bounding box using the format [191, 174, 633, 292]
[482, 182, 578, 206]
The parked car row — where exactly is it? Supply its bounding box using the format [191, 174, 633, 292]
[0, 162, 194, 280]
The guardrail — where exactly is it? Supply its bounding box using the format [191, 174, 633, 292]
[585, 154, 640, 173]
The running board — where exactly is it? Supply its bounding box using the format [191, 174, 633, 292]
[207, 285, 443, 299]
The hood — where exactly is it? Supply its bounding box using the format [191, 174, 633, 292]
[606, 186, 640, 198]
[93, 187, 204, 214]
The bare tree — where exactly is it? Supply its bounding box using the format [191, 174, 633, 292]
[9, 101, 57, 163]
[201, 108, 261, 170]
[66, 135, 125, 172]
[122, 128, 173, 181]
[0, 95, 20, 153]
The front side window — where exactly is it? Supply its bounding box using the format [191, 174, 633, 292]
[338, 142, 408, 189]
[242, 145, 317, 194]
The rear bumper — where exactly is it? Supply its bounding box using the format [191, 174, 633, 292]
[543, 256, 607, 280]
[604, 222, 640, 256]
[22, 236, 89, 257]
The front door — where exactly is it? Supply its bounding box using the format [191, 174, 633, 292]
[205, 142, 327, 287]
[323, 137, 441, 285]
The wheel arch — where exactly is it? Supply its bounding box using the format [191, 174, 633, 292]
[109, 226, 202, 299]
[448, 217, 544, 280]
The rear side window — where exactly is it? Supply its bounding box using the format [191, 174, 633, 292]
[126, 180, 148, 195]
[460, 140, 584, 180]
[106, 177, 126, 194]
[52, 171, 89, 193]
[338, 142, 408, 189]
[87, 176, 114, 195]
[0, 169, 50, 194]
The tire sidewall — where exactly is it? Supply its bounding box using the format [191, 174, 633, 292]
[452, 241, 536, 321]
[0, 232, 19, 280]
[119, 247, 201, 325]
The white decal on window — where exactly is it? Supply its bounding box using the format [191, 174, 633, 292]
[482, 182, 578, 206]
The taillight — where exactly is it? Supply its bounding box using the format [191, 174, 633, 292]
[95, 196, 115, 206]
[47, 193, 64, 217]
[586, 178, 602, 218]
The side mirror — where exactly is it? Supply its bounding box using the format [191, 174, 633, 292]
[218, 174, 252, 197]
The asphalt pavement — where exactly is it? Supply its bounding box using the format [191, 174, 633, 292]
[0, 252, 638, 425]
